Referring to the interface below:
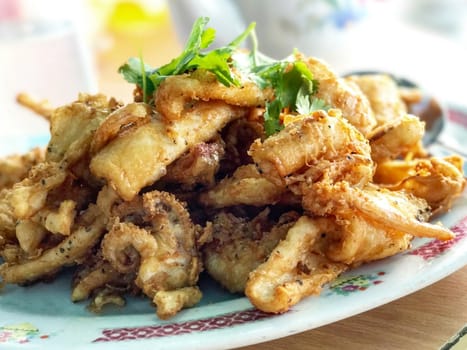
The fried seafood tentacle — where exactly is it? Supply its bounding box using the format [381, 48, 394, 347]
[141, 190, 201, 292]
[249, 110, 373, 187]
[102, 222, 157, 274]
[0, 204, 106, 284]
[101, 190, 202, 319]
[245, 216, 347, 314]
[16, 92, 54, 120]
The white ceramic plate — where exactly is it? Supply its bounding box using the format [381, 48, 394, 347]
[1, 107, 467, 350]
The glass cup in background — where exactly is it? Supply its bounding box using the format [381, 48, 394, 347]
[0, 20, 97, 157]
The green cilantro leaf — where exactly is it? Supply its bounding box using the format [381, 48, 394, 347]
[264, 100, 283, 136]
[119, 17, 255, 100]
[119, 17, 326, 137]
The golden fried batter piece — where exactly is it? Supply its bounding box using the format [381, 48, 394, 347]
[245, 216, 347, 314]
[9, 162, 67, 219]
[369, 114, 425, 162]
[90, 102, 151, 155]
[374, 155, 466, 215]
[154, 70, 273, 122]
[245, 210, 418, 314]
[0, 148, 45, 190]
[323, 214, 414, 266]
[316, 79, 376, 136]
[249, 110, 373, 188]
[302, 182, 453, 241]
[90, 101, 247, 200]
[47, 93, 119, 165]
[199, 164, 286, 208]
[345, 74, 408, 127]
[153, 287, 203, 319]
[0, 189, 18, 241]
[0, 203, 106, 284]
[87, 288, 126, 313]
[203, 209, 299, 293]
[301, 54, 377, 136]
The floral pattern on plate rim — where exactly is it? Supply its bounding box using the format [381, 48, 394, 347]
[0, 323, 51, 345]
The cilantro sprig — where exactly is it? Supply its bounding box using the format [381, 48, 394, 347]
[119, 17, 329, 136]
[119, 17, 254, 102]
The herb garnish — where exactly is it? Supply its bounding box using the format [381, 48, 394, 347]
[119, 17, 329, 136]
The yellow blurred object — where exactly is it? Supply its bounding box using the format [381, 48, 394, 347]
[108, 0, 168, 34]
[89, 0, 182, 102]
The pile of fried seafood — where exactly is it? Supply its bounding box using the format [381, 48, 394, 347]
[1, 49, 465, 320]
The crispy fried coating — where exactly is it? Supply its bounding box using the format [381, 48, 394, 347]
[203, 209, 299, 293]
[15, 219, 47, 255]
[345, 74, 408, 127]
[300, 54, 377, 136]
[9, 162, 67, 219]
[153, 287, 203, 320]
[90, 102, 151, 155]
[302, 182, 453, 241]
[0, 148, 45, 190]
[249, 110, 373, 187]
[162, 140, 225, 189]
[321, 215, 414, 266]
[369, 114, 425, 162]
[0, 203, 106, 284]
[71, 260, 129, 302]
[245, 216, 347, 313]
[316, 78, 376, 136]
[154, 71, 273, 122]
[199, 164, 286, 208]
[90, 101, 247, 200]
[101, 190, 202, 319]
[374, 155, 466, 215]
[47, 93, 119, 165]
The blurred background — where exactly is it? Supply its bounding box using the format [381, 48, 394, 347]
[1, 0, 466, 154]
